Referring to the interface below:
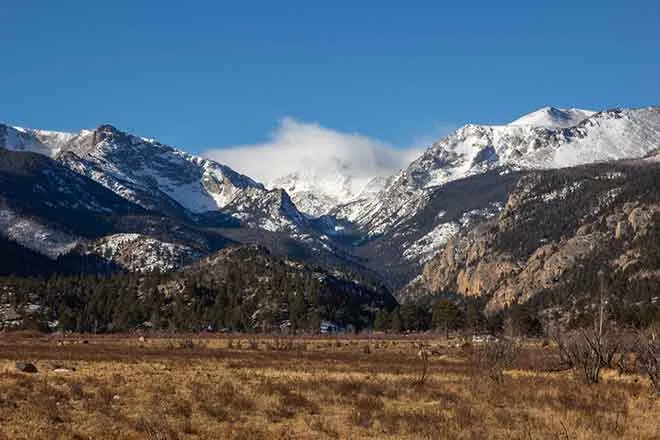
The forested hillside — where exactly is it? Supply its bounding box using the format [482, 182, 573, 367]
[0, 246, 396, 332]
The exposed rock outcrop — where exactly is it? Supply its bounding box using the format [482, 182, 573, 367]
[402, 161, 659, 313]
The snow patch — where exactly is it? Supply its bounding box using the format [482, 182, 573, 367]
[0, 209, 80, 258]
[403, 222, 460, 263]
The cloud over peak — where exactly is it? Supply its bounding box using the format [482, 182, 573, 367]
[203, 117, 423, 190]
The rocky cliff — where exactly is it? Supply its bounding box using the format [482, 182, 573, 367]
[403, 158, 659, 314]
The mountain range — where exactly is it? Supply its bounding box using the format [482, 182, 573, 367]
[0, 106, 659, 324]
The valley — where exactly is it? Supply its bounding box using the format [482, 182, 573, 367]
[0, 332, 658, 440]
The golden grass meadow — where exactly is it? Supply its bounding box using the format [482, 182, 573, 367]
[0, 332, 658, 440]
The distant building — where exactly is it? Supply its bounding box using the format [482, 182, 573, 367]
[320, 321, 344, 334]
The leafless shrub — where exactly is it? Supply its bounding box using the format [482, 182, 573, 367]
[634, 326, 659, 394]
[470, 340, 520, 384]
[553, 284, 625, 384]
[556, 330, 604, 384]
[554, 326, 629, 385]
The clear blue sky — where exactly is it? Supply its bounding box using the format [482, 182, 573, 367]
[1, 1, 659, 152]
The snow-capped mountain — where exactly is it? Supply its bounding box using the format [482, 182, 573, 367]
[269, 168, 388, 217]
[508, 106, 595, 128]
[0, 128, 351, 275]
[1, 105, 658, 293]
[328, 106, 660, 288]
[343, 107, 660, 234]
[0, 123, 309, 233]
[1, 124, 262, 212]
[401, 160, 660, 309]
[0, 146, 149, 257]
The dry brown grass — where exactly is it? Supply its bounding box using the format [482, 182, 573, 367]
[0, 334, 657, 439]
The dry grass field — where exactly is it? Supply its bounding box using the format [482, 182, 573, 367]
[0, 332, 658, 440]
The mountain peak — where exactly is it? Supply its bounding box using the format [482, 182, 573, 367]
[508, 106, 596, 128]
[96, 123, 120, 133]
[93, 124, 129, 144]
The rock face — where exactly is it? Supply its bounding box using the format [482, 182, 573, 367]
[403, 160, 660, 313]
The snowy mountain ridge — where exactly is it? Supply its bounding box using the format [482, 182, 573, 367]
[508, 106, 596, 128]
[269, 169, 388, 217]
[325, 106, 660, 285]
[0, 123, 310, 234]
[1, 105, 658, 290]
[341, 107, 660, 232]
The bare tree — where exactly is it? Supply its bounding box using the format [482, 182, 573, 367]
[554, 270, 618, 384]
[556, 330, 603, 384]
[634, 326, 659, 395]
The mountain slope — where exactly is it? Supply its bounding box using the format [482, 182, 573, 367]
[343, 107, 660, 232]
[0, 147, 149, 256]
[0, 124, 310, 234]
[346, 170, 521, 289]
[330, 107, 660, 285]
[402, 160, 659, 316]
[0, 236, 62, 276]
[1, 107, 659, 292]
[0, 145, 365, 280]
[0, 123, 392, 279]
[0, 147, 237, 269]
[75, 233, 205, 273]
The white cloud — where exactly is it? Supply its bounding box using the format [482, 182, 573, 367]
[203, 117, 424, 188]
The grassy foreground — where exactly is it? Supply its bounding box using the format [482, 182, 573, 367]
[0, 332, 657, 439]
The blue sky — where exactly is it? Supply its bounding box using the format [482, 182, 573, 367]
[1, 1, 659, 154]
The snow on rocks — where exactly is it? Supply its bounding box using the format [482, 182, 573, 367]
[82, 233, 204, 273]
[403, 222, 460, 263]
[0, 208, 79, 258]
